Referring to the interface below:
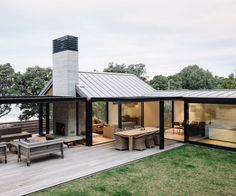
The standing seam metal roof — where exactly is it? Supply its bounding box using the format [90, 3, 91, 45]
[77, 71, 155, 99]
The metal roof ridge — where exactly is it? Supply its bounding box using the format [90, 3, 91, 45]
[78, 71, 134, 76]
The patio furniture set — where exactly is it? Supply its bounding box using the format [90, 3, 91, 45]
[0, 124, 65, 166]
[114, 127, 160, 151]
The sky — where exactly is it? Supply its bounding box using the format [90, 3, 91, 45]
[0, 0, 236, 79]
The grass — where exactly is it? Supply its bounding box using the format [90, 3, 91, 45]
[33, 145, 236, 196]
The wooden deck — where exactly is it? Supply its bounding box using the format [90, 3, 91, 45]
[0, 140, 183, 196]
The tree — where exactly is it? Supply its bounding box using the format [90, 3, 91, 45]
[178, 65, 216, 89]
[103, 62, 147, 80]
[14, 66, 52, 120]
[0, 63, 15, 118]
[167, 74, 182, 90]
[149, 75, 168, 90]
[126, 64, 146, 80]
[219, 73, 236, 89]
[103, 62, 127, 73]
[150, 65, 219, 90]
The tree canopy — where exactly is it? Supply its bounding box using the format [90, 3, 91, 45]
[149, 65, 217, 90]
[217, 73, 236, 89]
[0, 63, 15, 117]
[14, 66, 52, 120]
[178, 65, 216, 89]
[103, 62, 147, 80]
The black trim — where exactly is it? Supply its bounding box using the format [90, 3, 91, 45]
[184, 101, 189, 143]
[141, 102, 144, 127]
[185, 97, 236, 104]
[159, 100, 164, 149]
[189, 141, 236, 152]
[85, 101, 93, 146]
[0, 96, 86, 104]
[118, 103, 122, 129]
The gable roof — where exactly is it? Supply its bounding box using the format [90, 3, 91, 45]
[76, 72, 155, 99]
[40, 71, 156, 99]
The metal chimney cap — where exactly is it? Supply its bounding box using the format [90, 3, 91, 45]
[53, 35, 78, 54]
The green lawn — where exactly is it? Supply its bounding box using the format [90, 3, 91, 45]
[33, 145, 236, 196]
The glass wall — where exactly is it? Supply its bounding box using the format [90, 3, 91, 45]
[188, 103, 236, 148]
[122, 102, 141, 128]
[92, 102, 107, 123]
[164, 101, 172, 129]
[144, 102, 159, 128]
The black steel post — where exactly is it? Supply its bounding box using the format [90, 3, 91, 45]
[184, 100, 189, 143]
[118, 103, 122, 129]
[106, 102, 109, 124]
[46, 103, 50, 134]
[172, 101, 174, 128]
[38, 103, 43, 136]
[141, 102, 144, 127]
[76, 102, 79, 136]
[85, 100, 93, 146]
[159, 100, 165, 149]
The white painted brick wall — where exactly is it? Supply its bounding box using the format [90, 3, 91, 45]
[53, 50, 78, 96]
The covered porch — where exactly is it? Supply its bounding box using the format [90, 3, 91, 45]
[0, 96, 87, 148]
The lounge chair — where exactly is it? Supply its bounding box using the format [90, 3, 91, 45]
[133, 134, 146, 150]
[0, 142, 7, 164]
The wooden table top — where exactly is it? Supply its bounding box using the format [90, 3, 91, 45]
[115, 127, 159, 137]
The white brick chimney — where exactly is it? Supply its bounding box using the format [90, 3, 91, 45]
[52, 35, 78, 137]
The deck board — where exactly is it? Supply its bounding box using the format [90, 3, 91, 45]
[0, 141, 183, 196]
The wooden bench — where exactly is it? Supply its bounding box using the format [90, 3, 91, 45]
[0, 131, 32, 142]
[0, 124, 32, 142]
[18, 138, 64, 166]
[0, 142, 7, 164]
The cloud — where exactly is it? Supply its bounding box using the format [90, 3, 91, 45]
[0, 0, 236, 77]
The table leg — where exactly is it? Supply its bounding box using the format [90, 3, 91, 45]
[4, 146, 7, 164]
[129, 136, 133, 151]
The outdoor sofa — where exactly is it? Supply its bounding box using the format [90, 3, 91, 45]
[18, 138, 64, 166]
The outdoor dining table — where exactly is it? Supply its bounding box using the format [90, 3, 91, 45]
[115, 127, 159, 151]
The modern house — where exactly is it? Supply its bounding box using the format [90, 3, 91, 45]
[1, 35, 236, 151]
